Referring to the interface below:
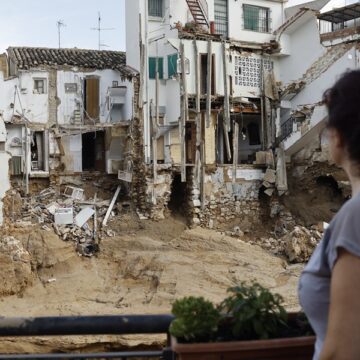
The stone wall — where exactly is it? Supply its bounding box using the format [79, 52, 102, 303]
[190, 166, 265, 229]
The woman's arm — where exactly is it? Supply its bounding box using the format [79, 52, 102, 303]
[320, 249, 360, 360]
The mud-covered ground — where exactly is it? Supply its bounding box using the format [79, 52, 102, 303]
[0, 216, 303, 354]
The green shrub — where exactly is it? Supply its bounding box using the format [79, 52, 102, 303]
[219, 282, 288, 340]
[169, 296, 221, 342]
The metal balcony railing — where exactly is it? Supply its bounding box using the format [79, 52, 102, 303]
[0, 314, 175, 360]
[280, 117, 296, 142]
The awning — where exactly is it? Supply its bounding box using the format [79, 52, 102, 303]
[318, 2, 360, 23]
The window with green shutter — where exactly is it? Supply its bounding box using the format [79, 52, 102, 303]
[149, 57, 164, 79]
[167, 54, 178, 78]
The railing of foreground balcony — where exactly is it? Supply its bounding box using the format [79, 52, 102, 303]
[0, 314, 175, 360]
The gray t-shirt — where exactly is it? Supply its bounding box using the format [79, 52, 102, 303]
[299, 193, 360, 360]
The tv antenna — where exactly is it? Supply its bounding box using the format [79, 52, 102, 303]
[56, 20, 66, 49]
[91, 12, 115, 50]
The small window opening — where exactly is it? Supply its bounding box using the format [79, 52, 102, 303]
[33, 78, 46, 94]
[31, 131, 45, 171]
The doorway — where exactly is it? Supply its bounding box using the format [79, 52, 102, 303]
[168, 173, 187, 215]
[82, 131, 105, 171]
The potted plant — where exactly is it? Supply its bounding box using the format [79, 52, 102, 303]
[170, 283, 315, 360]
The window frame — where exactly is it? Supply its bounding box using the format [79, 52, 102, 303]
[243, 4, 271, 33]
[148, 0, 164, 19]
[33, 78, 47, 94]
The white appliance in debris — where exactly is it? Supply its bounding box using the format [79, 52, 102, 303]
[54, 208, 74, 225]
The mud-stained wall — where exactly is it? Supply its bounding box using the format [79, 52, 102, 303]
[190, 166, 264, 228]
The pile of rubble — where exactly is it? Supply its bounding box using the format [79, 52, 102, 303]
[6, 185, 126, 256]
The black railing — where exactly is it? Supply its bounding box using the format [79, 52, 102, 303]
[280, 117, 295, 142]
[0, 315, 175, 360]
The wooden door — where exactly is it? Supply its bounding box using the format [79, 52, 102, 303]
[86, 78, 100, 120]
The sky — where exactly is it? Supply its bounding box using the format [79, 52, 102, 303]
[0, 0, 355, 54]
[0, 0, 126, 53]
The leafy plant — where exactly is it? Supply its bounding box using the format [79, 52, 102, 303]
[169, 296, 221, 342]
[218, 282, 288, 340]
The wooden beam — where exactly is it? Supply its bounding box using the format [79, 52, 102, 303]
[223, 117, 232, 161]
[222, 42, 230, 132]
[206, 39, 212, 129]
[102, 186, 121, 226]
[194, 39, 201, 186]
[232, 121, 239, 184]
[180, 41, 188, 183]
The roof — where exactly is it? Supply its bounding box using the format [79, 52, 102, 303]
[318, 2, 360, 23]
[7, 47, 136, 78]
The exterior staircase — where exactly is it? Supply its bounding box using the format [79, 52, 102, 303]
[281, 42, 354, 100]
[281, 42, 355, 157]
[186, 0, 209, 27]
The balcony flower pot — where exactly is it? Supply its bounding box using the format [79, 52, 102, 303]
[169, 284, 315, 360]
[171, 331, 315, 360]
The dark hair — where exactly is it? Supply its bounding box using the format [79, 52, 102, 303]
[324, 70, 360, 163]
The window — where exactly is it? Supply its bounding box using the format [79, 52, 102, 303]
[243, 4, 270, 33]
[149, 0, 163, 17]
[33, 78, 46, 94]
[168, 54, 178, 78]
[215, 0, 228, 37]
[65, 83, 77, 93]
[149, 57, 164, 79]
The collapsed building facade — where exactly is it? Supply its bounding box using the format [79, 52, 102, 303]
[0, 47, 137, 224]
[125, 0, 344, 226]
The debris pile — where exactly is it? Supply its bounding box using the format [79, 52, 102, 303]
[0, 236, 33, 296]
[5, 184, 125, 257]
[283, 226, 322, 263]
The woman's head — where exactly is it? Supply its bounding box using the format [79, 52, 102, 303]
[324, 70, 360, 169]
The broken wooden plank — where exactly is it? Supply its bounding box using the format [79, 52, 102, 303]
[102, 185, 121, 226]
[206, 39, 212, 129]
[180, 41, 188, 182]
[232, 121, 239, 184]
[223, 117, 232, 161]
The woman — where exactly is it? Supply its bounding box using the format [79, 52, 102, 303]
[299, 69, 360, 360]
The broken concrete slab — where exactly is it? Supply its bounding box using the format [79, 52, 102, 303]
[75, 208, 95, 228]
[263, 169, 276, 184]
[46, 202, 60, 216]
[264, 188, 275, 197]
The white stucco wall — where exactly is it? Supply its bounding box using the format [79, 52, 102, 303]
[57, 69, 132, 125]
[0, 151, 10, 225]
[275, 17, 325, 85]
[14, 71, 49, 124]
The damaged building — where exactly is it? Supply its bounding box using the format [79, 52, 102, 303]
[125, 0, 307, 226]
[124, 0, 360, 228]
[0, 47, 137, 224]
